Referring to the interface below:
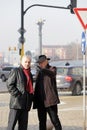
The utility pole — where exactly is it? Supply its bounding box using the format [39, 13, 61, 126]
[18, 1, 76, 61]
[37, 19, 45, 55]
[18, 0, 26, 61]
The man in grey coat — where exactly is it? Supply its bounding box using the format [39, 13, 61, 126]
[33, 55, 62, 130]
[7, 55, 34, 130]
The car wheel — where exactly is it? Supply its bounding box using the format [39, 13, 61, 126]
[1, 75, 6, 82]
[72, 83, 82, 96]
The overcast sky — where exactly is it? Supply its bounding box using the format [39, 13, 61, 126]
[0, 0, 87, 54]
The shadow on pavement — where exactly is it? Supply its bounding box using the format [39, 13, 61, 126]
[0, 125, 83, 130]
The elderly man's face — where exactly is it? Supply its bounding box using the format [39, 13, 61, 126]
[39, 59, 48, 68]
[21, 56, 31, 69]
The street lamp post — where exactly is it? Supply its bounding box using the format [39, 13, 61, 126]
[37, 19, 45, 55]
[18, 1, 73, 60]
[18, 0, 26, 61]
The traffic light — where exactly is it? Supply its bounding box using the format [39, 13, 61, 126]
[70, 0, 77, 14]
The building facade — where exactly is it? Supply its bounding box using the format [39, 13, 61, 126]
[43, 45, 67, 60]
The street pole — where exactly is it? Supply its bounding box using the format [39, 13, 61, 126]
[81, 31, 86, 130]
[18, 2, 72, 60]
[37, 19, 45, 55]
[18, 0, 26, 61]
[83, 52, 86, 130]
[20, 0, 24, 59]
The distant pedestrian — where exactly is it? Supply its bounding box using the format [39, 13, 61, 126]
[33, 55, 62, 130]
[7, 55, 34, 130]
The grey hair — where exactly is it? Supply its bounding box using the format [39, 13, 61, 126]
[21, 55, 31, 63]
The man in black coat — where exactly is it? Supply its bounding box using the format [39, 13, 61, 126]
[33, 55, 62, 130]
[7, 55, 34, 130]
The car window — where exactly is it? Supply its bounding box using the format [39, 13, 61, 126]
[57, 67, 68, 75]
[57, 67, 83, 76]
[72, 67, 83, 75]
[3, 67, 11, 71]
[2, 67, 15, 71]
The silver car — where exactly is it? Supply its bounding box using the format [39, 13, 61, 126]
[0, 66, 16, 82]
[56, 65, 87, 96]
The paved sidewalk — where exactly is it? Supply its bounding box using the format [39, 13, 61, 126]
[0, 93, 86, 130]
[0, 126, 83, 130]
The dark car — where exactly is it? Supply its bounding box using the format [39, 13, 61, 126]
[56, 65, 87, 96]
[0, 66, 17, 82]
[0, 65, 37, 82]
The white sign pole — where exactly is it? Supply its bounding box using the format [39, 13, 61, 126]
[82, 31, 86, 130]
[83, 53, 86, 130]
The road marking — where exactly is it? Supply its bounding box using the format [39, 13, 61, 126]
[59, 106, 87, 111]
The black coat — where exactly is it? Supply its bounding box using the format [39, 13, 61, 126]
[7, 66, 33, 110]
[33, 66, 60, 109]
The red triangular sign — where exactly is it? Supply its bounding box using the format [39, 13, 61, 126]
[74, 8, 87, 30]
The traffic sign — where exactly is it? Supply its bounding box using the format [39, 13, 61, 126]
[81, 32, 86, 54]
[74, 8, 87, 30]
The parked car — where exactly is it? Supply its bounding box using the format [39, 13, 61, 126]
[0, 66, 36, 82]
[0, 66, 17, 82]
[56, 65, 87, 96]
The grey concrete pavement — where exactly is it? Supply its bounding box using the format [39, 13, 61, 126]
[0, 93, 87, 130]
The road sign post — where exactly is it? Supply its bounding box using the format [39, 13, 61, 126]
[81, 31, 86, 130]
[74, 8, 87, 130]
